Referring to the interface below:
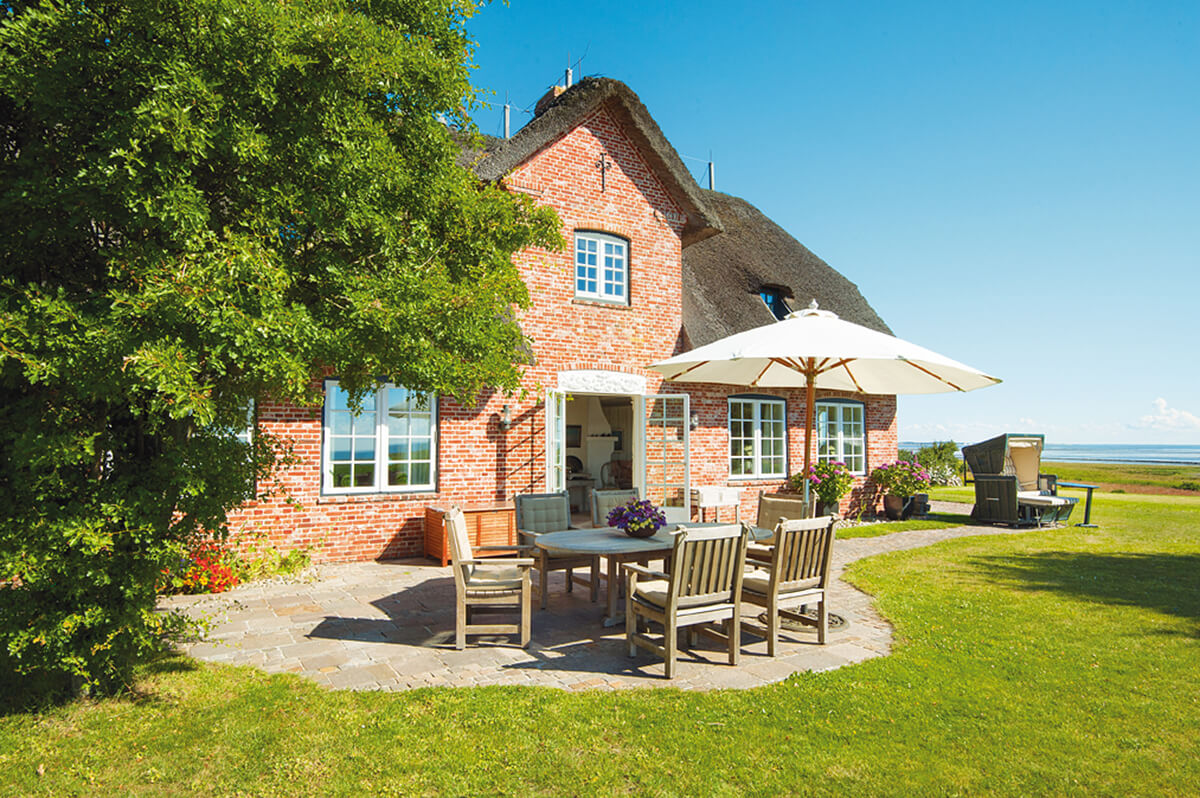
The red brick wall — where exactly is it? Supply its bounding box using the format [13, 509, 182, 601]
[227, 102, 897, 562]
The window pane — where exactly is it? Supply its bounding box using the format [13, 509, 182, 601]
[332, 464, 352, 487]
[411, 439, 431, 461]
[388, 439, 408, 460]
[353, 413, 375, 435]
[354, 437, 375, 461]
[411, 415, 432, 438]
[353, 464, 374, 487]
[332, 413, 352, 435]
[331, 438, 351, 461]
[388, 464, 407, 486]
[388, 413, 409, 437]
[410, 463, 430, 485]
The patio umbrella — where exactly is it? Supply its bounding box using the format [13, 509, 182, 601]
[648, 300, 1001, 503]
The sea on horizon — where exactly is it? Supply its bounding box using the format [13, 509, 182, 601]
[899, 441, 1200, 466]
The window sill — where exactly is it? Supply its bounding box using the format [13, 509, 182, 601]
[572, 298, 633, 310]
[318, 490, 438, 504]
[725, 477, 788, 487]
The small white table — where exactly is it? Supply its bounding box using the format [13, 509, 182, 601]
[535, 524, 771, 626]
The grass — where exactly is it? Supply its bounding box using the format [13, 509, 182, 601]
[837, 513, 975, 539]
[962, 460, 1200, 494]
[4, 490, 1198, 794]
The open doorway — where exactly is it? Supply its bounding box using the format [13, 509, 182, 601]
[563, 394, 634, 525]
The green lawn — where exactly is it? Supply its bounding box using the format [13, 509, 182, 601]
[3, 492, 1198, 795]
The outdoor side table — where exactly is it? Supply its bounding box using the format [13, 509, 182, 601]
[1056, 481, 1099, 527]
[534, 524, 771, 626]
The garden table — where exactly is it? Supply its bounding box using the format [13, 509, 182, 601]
[535, 524, 772, 626]
[1056, 481, 1099, 527]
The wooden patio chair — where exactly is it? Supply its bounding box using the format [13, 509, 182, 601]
[623, 523, 750, 679]
[755, 491, 811, 544]
[445, 506, 533, 650]
[741, 515, 836, 654]
[514, 491, 600, 610]
[590, 488, 639, 527]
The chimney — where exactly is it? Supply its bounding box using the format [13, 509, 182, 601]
[534, 85, 567, 117]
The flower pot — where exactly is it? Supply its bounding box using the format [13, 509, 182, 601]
[816, 500, 839, 518]
[622, 523, 657, 538]
[883, 494, 913, 521]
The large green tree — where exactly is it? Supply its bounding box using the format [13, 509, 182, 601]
[0, 0, 559, 694]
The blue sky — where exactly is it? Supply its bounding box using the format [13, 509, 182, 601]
[464, 1, 1199, 445]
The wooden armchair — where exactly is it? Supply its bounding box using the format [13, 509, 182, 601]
[741, 516, 836, 654]
[445, 507, 533, 650]
[624, 523, 750, 679]
[590, 488, 639, 527]
[755, 491, 811, 544]
[514, 491, 600, 610]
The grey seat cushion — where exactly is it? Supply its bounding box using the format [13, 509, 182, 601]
[742, 571, 821, 596]
[466, 564, 526, 591]
[632, 579, 732, 610]
[516, 495, 570, 533]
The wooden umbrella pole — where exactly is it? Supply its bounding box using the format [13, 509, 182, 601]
[803, 360, 816, 516]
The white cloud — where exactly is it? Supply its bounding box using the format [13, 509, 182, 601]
[1131, 398, 1200, 431]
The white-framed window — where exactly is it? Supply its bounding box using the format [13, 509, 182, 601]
[728, 395, 787, 479]
[574, 231, 628, 303]
[817, 399, 866, 475]
[323, 381, 436, 493]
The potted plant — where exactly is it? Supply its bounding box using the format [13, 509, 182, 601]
[606, 498, 668, 538]
[790, 461, 854, 517]
[870, 459, 931, 520]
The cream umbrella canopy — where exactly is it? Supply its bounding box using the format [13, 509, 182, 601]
[648, 301, 1001, 502]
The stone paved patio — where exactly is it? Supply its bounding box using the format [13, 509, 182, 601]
[162, 506, 1024, 691]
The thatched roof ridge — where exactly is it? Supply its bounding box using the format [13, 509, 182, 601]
[468, 77, 722, 247]
[681, 189, 891, 349]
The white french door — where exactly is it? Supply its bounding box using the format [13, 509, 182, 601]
[640, 394, 690, 523]
[545, 389, 567, 492]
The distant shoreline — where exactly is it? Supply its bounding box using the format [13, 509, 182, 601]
[899, 442, 1200, 467]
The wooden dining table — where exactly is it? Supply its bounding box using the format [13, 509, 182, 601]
[534, 523, 773, 626]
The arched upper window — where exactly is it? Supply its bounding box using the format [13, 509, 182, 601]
[574, 231, 628, 303]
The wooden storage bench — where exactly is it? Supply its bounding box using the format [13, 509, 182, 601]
[424, 505, 517, 567]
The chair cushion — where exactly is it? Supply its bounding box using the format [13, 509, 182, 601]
[742, 570, 821, 596]
[466, 564, 526, 590]
[517, 495, 570, 533]
[757, 494, 808, 529]
[632, 580, 728, 610]
[1017, 491, 1072, 508]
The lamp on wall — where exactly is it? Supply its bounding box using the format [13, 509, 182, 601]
[500, 404, 513, 431]
[690, 411, 700, 430]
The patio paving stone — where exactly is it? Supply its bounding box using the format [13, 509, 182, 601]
[166, 507, 1036, 692]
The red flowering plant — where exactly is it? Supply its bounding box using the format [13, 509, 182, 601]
[606, 498, 668, 537]
[161, 540, 240, 594]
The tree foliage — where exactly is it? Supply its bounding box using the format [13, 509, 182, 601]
[0, 0, 560, 694]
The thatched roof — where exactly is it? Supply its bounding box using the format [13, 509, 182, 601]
[457, 78, 889, 350]
[465, 77, 722, 247]
[681, 189, 891, 349]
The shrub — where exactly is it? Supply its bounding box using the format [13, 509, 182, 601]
[162, 542, 240, 595]
[913, 441, 962, 486]
[233, 531, 313, 583]
[792, 461, 855, 505]
[871, 460, 932, 497]
[1176, 481, 1200, 492]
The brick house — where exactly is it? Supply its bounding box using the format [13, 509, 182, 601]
[229, 78, 896, 563]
